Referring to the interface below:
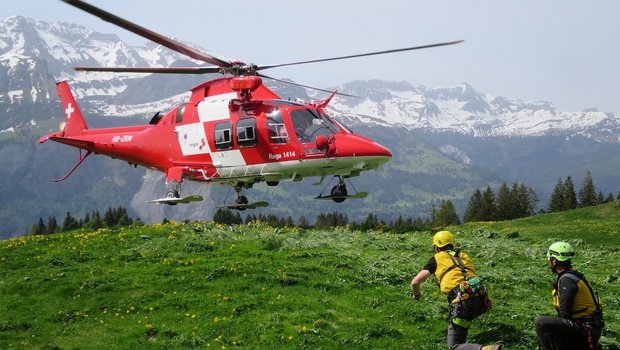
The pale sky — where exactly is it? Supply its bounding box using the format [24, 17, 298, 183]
[3, 1, 620, 114]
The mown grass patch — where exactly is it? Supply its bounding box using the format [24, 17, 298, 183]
[1, 203, 619, 349]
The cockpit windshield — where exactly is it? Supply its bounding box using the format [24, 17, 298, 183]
[290, 109, 341, 143]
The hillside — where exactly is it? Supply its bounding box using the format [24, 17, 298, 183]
[1, 202, 619, 349]
[3, 16, 620, 237]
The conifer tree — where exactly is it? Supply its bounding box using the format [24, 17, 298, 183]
[480, 186, 497, 221]
[563, 176, 577, 210]
[88, 214, 104, 230]
[496, 183, 513, 220]
[46, 216, 58, 235]
[606, 192, 615, 203]
[463, 188, 483, 223]
[578, 170, 597, 207]
[118, 213, 131, 226]
[104, 208, 116, 227]
[61, 212, 79, 232]
[513, 182, 538, 218]
[434, 200, 460, 226]
[359, 212, 379, 231]
[31, 217, 46, 235]
[597, 191, 605, 204]
[213, 208, 242, 224]
[548, 178, 565, 212]
[316, 211, 349, 228]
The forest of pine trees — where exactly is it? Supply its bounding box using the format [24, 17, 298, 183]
[31, 207, 141, 235]
[547, 170, 616, 212]
[32, 171, 616, 235]
[211, 208, 434, 232]
[463, 182, 538, 222]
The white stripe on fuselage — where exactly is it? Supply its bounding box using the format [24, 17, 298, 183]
[176, 123, 211, 156]
[212, 149, 246, 168]
[176, 92, 248, 168]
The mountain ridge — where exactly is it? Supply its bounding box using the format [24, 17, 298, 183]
[2, 16, 620, 142]
[327, 80, 620, 142]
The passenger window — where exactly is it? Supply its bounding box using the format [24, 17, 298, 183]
[267, 109, 288, 144]
[237, 118, 257, 147]
[214, 121, 233, 150]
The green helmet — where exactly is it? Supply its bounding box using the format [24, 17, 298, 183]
[547, 241, 575, 261]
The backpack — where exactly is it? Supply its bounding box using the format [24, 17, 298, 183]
[447, 253, 492, 321]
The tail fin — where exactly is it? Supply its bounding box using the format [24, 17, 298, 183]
[57, 81, 88, 135]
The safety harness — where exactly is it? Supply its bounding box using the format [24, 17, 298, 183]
[559, 271, 604, 350]
[445, 251, 491, 325]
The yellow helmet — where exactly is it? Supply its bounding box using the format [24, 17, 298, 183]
[433, 230, 455, 248]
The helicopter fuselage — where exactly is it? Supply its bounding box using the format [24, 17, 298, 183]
[40, 78, 392, 194]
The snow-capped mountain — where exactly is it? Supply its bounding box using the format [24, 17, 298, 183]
[0, 16, 182, 78]
[2, 16, 620, 143]
[0, 15, 189, 114]
[327, 80, 620, 142]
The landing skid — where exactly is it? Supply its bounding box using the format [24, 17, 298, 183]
[217, 185, 267, 211]
[315, 192, 368, 201]
[147, 195, 204, 205]
[217, 201, 269, 210]
[315, 175, 367, 203]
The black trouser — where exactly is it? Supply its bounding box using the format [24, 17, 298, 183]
[535, 316, 599, 350]
[447, 321, 483, 350]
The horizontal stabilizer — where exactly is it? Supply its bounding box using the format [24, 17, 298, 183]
[43, 136, 95, 149]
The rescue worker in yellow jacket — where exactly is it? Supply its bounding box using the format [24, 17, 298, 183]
[410, 231, 501, 350]
[535, 241, 604, 350]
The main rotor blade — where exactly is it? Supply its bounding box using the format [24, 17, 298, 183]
[74, 66, 222, 74]
[256, 40, 464, 71]
[61, 0, 234, 68]
[258, 74, 357, 98]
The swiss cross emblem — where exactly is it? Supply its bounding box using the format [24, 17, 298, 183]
[65, 103, 75, 119]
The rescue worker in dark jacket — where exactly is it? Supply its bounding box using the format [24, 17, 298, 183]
[410, 231, 501, 350]
[535, 241, 604, 350]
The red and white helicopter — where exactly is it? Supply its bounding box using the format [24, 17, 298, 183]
[39, 0, 462, 210]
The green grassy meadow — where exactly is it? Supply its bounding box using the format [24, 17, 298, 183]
[1, 202, 619, 349]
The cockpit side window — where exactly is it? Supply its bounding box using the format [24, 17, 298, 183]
[266, 109, 288, 144]
[291, 109, 340, 143]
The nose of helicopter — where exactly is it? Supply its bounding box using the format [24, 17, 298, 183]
[330, 133, 392, 164]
